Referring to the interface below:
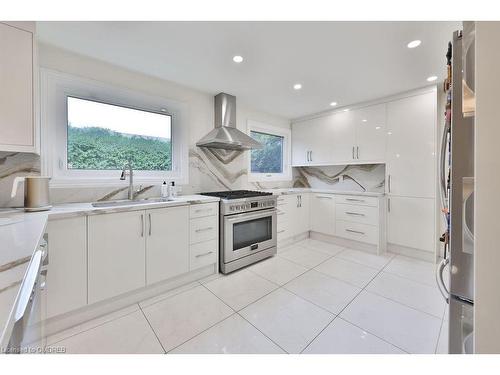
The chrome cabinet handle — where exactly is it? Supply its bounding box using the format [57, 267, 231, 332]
[345, 229, 365, 235]
[388, 174, 392, 193]
[357, 146, 359, 159]
[388, 197, 391, 213]
[277, 229, 285, 233]
[346, 198, 365, 202]
[195, 251, 214, 258]
[195, 208, 212, 213]
[140, 214, 144, 237]
[352, 146, 355, 159]
[345, 212, 365, 216]
[310, 151, 312, 162]
[277, 212, 285, 216]
[195, 227, 213, 233]
[316, 195, 333, 199]
[148, 213, 152, 236]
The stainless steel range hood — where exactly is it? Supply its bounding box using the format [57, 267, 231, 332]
[196, 93, 262, 151]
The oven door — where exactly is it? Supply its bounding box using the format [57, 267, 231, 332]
[223, 209, 277, 263]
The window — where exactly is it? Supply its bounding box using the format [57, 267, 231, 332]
[247, 120, 291, 182]
[67, 97, 172, 171]
[250, 131, 283, 173]
[41, 69, 188, 187]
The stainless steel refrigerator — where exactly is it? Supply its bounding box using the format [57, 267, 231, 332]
[437, 23, 475, 354]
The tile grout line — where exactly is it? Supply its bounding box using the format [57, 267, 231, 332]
[138, 304, 168, 354]
[197, 282, 289, 354]
[301, 251, 407, 354]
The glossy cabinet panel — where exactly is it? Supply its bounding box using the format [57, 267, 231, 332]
[310, 194, 335, 235]
[387, 196, 435, 253]
[291, 116, 332, 165]
[146, 206, 189, 285]
[329, 111, 357, 164]
[46, 217, 87, 318]
[386, 92, 437, 198]
[0, 22, 36, 152]
[354, 104, 387, 163]
[88, 211, 146, 304]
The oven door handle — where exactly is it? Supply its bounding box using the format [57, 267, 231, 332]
[226, 209, 276, 222]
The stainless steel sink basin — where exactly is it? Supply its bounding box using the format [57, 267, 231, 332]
[91, 197, 174, 208]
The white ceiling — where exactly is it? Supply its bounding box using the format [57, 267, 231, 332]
[37, 21, 460, 119]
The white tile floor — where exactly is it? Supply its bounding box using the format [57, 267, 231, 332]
[46, 239, 449, 354]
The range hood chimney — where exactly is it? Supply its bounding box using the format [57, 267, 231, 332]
[196, 93, 262, 151]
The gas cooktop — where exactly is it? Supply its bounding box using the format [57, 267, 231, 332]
[200, 190, 273, 200]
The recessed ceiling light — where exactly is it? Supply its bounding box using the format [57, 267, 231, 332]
[407, 40, 422, 49]
[343, 108, 350, 112]
[330, 102, 338, 107]
[375, 126, 381, 130]
[232, 55, 243, 63]
[160, 108, 167, 112]
[387, 131, 392, 135]
[293, 83, 302, 90]
[427, 75, 438, 82]
[362, 119, 367, 122]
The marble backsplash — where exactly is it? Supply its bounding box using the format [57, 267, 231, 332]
[0, 150, 384, 207]
[292, 164, 385, 192]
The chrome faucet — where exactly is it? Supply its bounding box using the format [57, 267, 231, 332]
[120, 161, 134, 200]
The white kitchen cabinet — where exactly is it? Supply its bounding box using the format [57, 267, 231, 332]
[354, 104, 387, 163]
[45, 217, 87, 318]
[88, 211, 146, 304]
[0, 22, 38, 153]
[387, 196, 436, 253]
[386, 91, 437, 198]
[310, 193, 335, 235]
[329, 111, 357, 164]
[292, 193, 310, 236]
[291, 116, 332, 165]
[146, 206, 189, 285]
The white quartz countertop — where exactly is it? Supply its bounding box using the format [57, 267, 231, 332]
[264, 188, 385, 197]
[45, 195, 220, 220]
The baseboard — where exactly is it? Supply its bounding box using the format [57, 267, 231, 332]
[387, 243, 436, 262]
[277, 231, 309, 249]
[42, 264, 217, 338]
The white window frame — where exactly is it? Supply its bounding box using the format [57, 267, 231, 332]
[247, 120, 292, 182]
[40, 69, 189, 187]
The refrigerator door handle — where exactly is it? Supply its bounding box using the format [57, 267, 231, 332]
[439, 123, 450, 215]
[436, 257, 450, 304]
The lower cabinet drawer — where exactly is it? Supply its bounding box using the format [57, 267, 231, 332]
[335, 195, 378, 207]
[335, 220, 378, 245]
[190, 202, 219, 219]
[277, 227, 290, 241]
[190, 216, 218, 244]
[190, 240, 217, 270]
[336, 203, 379, 226]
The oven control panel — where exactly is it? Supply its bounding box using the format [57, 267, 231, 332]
[226, 198, 277, 214]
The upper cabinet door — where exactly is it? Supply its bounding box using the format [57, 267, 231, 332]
[0, 22, 35, 152]
[386, 91, 437, 198]
[354, 104, 387, 163]
[291, 117, 331, 165]
[329, 111, 357, 164]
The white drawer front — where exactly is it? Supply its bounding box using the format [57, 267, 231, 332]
[190, 216, 218, 244]
[336, 203, 379, 226]
[335, 195, 378, 207]
[190, 202, 219, 219]
[190, 239, 217, 270]
[336, 220, 378, 245]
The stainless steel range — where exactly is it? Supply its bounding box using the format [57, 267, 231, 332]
[200, 190, 277, 274]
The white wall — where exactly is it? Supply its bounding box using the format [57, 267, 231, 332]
[474, 21, 500, 354]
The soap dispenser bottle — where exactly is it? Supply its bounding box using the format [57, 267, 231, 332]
[168, 181, 176, 199]
[161, 181, 168, 198]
